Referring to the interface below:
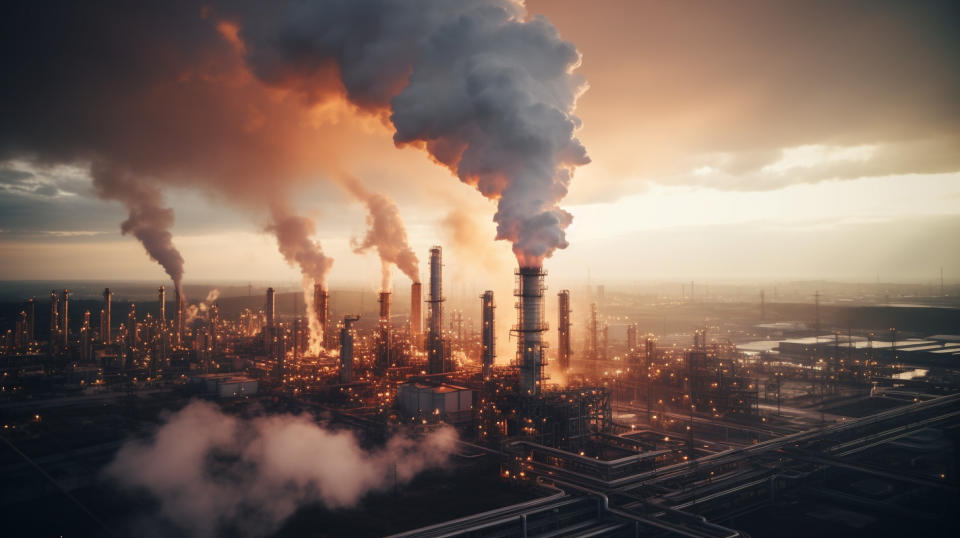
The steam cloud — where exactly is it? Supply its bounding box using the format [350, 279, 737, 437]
[184, 288, 221, 324]
[240, 0, 590, 267]
[106, 400, 458, 538]
[339, 174, 420, 290]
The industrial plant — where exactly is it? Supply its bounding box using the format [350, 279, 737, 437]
[1, 1, 959, 537]
[2, 250, 959, 537]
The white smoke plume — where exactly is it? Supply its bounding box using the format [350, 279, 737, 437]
[105, 400, 458, 538]
[267, 205, 334, 353]
[338, 174, 420, 291]
[91, 162, 185, 293]
[240, 0, 590, 268]
[184, 288, 221, 324]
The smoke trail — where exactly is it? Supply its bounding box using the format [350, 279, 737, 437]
[338, 174, 420, 290]
[241, 0, 590, 267]
[267, 205, 334, 352]
[105, 400, 457, 538]
[91, 162, 185, 292]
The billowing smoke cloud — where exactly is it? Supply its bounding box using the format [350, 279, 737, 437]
[338, 174, 419, 290]
[91, 163, 185, 293]
[105, 400, 457, 538]
[0, 1, 588, 276]
[268, 205, 334, 353]
[239, 0, 590, 267]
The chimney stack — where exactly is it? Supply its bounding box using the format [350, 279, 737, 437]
[427, 246, 445, 374]
[266, 287, 276, 328]
[515, 267, 546, 395]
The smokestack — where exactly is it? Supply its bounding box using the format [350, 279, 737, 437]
[49, 290, 59, 350]
[427, 246, 445, 374]
[557, 290, 571, 373]
[102, 288, 112, 344]
[627, 323, 638, 355]
[340, 315, 360, 383]
[266, 287, 276, 329]
[481, 290, 495, 379]
[61, 289, 69, 348]
[515, 267, 546, 395]
[410, 281, 422, 338]
[376, 292, 391, 374]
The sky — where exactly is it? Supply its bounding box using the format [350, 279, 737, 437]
[1, 0, 958, 289]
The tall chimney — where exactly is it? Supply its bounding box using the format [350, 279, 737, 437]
[340, 315, 360, 383]
[557, 290, 572, 372]
[410, 281, 422, 338]
[61, 289, 69, 348]
[515, 267, 546, 395]
[481, 290, 495, 379]
[49, 290, 59, 350]
[427, 246, 445, 374]
[266, 287, 276, 328]
[102, 288, 112, 344]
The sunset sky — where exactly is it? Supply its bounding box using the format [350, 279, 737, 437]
[1, 0, 958, 287]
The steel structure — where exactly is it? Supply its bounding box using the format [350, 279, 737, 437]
[515, 266, 547, 395]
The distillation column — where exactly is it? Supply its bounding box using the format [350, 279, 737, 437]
[481, 290, 495, 378]
[61, 289, 69, 348]
[377, 291, 391, 374]
[340, 315, 360, 383]
[410, 281, 422, 341]
[102, 288, 112, 344]
[314, 283, 329, 349]
[557, 290, 571, 373]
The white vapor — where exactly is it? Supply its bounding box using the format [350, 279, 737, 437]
[105, 401, 458, 537]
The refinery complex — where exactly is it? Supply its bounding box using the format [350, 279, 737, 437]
[2, 249, 959, 538]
